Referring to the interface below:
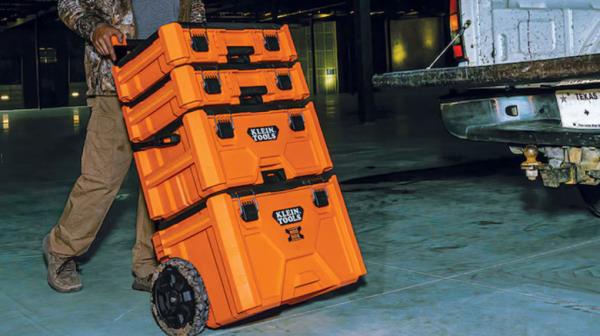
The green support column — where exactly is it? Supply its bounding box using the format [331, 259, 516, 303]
[354, 0, 375, 123]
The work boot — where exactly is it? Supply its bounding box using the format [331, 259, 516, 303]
[42, 235, 82, 293]
[132, 274, 153, 292]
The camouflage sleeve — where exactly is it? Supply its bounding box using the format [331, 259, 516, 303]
[190, 0, 207, 23]
[57, 0, 107, 41]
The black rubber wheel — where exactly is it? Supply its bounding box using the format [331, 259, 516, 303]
[578, 185, 600, 217]
[151, 258, 209, 336]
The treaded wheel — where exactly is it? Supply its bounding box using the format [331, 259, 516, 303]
[578, 185, 600, 217]
[151, 258, 209, 336]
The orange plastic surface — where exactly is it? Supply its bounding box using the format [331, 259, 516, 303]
[122, 63, 310, 143]
[134, 102, 333, 220]
[152, 175, 367, 328]
[113, 23, 298, 102]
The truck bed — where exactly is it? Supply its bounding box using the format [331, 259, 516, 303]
[372, 54, 600, 90]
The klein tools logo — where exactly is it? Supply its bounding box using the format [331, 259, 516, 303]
[272, 207, 304, 225]
[248, 126, 279, 142]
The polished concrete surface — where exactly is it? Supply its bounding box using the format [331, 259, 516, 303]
[0, 93, 598, 335]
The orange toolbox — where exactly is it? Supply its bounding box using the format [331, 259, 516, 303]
[133, 101, 333, 220]
[118, 62, 309, 143]
[113, 22, 298, 103]
[150, 174, 366, 332]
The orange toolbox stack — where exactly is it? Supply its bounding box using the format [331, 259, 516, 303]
[113, 22, 366, 334]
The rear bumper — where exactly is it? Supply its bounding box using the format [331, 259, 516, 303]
[441, 90, 600, 147]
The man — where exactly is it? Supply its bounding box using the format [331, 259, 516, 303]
[43, 0, 206, 293]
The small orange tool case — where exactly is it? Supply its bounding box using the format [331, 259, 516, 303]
[133, 101, 333, 220]
[151, 174, 366, 331]
[118, 63, 309, 143]
[113, 22, 298, 103]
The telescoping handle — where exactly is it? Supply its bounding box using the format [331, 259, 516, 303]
[111, 35, 144, 65]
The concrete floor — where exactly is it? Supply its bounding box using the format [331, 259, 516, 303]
[0, 92, 598, 335]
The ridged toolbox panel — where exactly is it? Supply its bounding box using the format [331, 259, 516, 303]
[134, 102, 332, 220]
[152, 175, 367, 328]
[113, 22, 298, 103]
[121, 63, 309, 143]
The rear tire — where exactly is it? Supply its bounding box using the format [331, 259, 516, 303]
[151, 258, 209, 336]
[578, 185, 600, 217]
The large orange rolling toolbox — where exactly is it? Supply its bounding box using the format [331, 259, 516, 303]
[151, 174, 366, 332]
[112, 23, 366, 336]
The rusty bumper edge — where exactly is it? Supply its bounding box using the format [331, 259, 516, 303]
[372, 54, 600, 89]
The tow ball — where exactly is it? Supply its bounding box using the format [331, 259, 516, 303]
[521, 145, 543, 181]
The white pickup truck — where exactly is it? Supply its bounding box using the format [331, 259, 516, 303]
[374, 0, 600, 214]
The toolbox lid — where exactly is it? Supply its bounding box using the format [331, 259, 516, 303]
[115, 22, 287, 67]
[155, 172, 334, 231]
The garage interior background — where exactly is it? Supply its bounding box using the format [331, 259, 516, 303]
[1, 1, 599, 335]
[0, 0, 451, 110]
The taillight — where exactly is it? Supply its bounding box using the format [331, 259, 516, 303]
[449, 0, 467, 61]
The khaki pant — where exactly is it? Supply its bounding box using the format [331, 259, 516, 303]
[48, 96, 156, 277]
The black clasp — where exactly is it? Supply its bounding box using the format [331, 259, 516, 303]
[313, 189, 329, 208]
[203, 75, 222, 94]
[216, 119, 234, 139]
[240, 200, 259, 222]
[264, 35, 280, 51]
[276, 74, 292, 91]
[289, 113, 305, 132]
[191, 34, 209, 52]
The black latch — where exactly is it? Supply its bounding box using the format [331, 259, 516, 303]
[276, 75, 292, 90]
[313, 189, 329, 208]
[289, 114, 305, 131]
[204, 77, 221, 94]
[191, 35, 209, 52]
[264, 35, 280, 51]
[262, 169, 287, 184]
[216, 120, 234, 139]
[240, 201, 259, 222]
[131, 134, 181, 152]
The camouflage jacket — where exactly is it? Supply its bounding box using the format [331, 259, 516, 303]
[58, 0, 206, 96]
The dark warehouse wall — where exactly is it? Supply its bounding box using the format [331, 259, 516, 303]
[0, 15, 86, 110]
[0, 1, 453, 110]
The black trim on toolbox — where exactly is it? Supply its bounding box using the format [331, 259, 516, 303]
[115, 22, 284, 67]
[122, 74, 172, 108]
[191, 62, 296, 71]
[179, 22, 282, 30]
[155, 172, 334, 231]
[121, 61, 297, 108]
[202, 100, 308, 115]
[131, 100, 311, 151]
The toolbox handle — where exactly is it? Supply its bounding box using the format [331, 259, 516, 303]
[112, 36, 144, 65]
[261, 169, 287, 184]
[131, 134, 181, 151]
[239, 86, 267, 105]
[227, 46, 255, 64]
